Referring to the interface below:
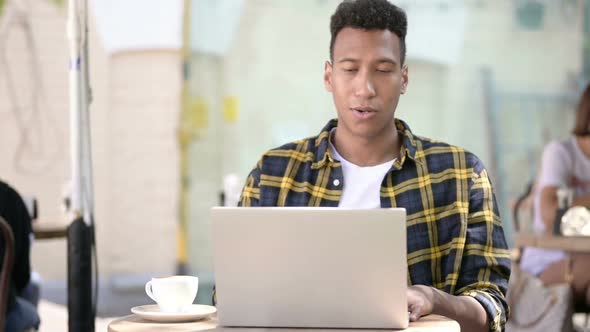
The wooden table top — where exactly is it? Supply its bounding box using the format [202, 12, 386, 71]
[108, 314, 460, 332]
[514, 233, 590, 252]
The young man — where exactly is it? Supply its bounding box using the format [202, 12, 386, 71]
[239, 1, 510, 331]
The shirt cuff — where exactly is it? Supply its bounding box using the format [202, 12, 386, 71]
[462, 289, 507, 332]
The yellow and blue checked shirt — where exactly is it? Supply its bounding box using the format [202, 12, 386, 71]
[239, 118, 510, 332]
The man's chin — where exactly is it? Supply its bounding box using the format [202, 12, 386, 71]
[336, 116, 395, 137]
[350, 129, 391, 142]
[351, 121, 395, 137]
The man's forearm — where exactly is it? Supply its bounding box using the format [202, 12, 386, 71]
[430, 288, 489, 331]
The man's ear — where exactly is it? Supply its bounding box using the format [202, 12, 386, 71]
[400, 64, 408, 94]
[324, 61, 333, 92]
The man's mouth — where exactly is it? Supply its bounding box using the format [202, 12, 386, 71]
[352, 107, 377, 113]
[351, 107, 378, 119]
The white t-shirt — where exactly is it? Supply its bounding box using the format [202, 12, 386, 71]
[520, 137, 590, 276]
[328, 131, 395, 208]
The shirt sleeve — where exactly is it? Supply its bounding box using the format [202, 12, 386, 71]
[456, 165, 511, 332]
[537, 140, 571, 189]
[238, 159, 262, 207]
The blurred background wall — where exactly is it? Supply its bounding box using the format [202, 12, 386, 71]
[0, 0, 180, 314]
[0, 0, 588, 316]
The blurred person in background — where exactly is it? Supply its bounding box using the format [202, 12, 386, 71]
[0, 180, 40, 331]
[520, 83, 590, 309]
[237, 1, 510, 331]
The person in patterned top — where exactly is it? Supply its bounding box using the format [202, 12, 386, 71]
[238, 1, 510, 331]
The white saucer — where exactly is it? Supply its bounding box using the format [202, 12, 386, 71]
[131, 304, 217, 323]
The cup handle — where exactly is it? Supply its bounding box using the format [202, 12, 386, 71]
[145, 281, 156, 302]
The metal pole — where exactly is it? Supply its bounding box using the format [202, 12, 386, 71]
[67, 0, 95, 330]
[67, 0, 83, 217]
[80, 0, 95, 225]
[177, 0, 192, 276]
[67, 217, 94, 332]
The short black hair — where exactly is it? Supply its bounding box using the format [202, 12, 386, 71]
[329, 0, 408, 65]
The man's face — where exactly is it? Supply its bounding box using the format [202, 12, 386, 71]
[325, 27, 408, 140]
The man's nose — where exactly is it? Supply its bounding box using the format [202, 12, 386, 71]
[354, 72, 376, 98]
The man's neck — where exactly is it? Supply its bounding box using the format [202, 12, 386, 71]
[332, 124, 401, 167]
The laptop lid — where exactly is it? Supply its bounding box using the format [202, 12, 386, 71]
[211, 207, 408, 329]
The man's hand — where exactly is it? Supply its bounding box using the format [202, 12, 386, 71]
[407, 284, 490, 331]
[407, 285, 434, 321]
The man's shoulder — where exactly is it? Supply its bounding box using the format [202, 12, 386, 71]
[257, 135, 322, 169]
[412, 135, 484, 171]
[270, 136, 316, 152]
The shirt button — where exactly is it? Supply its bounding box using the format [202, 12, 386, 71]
[333, 179, 340, 186]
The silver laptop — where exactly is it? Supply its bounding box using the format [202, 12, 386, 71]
[211, 207, 408, 329]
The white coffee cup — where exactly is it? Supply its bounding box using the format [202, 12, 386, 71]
[145, 275, 199, 313]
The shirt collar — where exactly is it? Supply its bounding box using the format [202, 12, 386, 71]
[312, 118, 422, 169]
[395, 118, 422, 167]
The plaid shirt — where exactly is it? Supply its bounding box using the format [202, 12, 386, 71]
[239, 118, 511, 332]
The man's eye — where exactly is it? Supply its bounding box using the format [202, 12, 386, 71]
[377, 68, 393, 73]
[342, 68, 358, 72]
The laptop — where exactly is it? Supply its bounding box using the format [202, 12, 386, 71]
[211, 207, 408, 329]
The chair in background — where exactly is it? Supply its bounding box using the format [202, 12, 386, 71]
[512, 181, 590, 330]
[512, 181, 535, 235]
[0, 216, 15, 332]
[511, 180, 535, 263]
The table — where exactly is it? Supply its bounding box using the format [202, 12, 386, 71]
[108, 314, 460, 332]
[514, 233, 590, 252]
